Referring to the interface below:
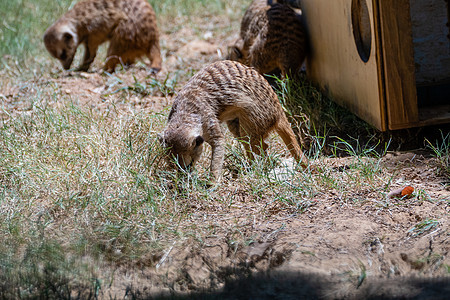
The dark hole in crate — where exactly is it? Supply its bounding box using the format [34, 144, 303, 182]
[410, 0, 450, 108]
[351, 0, 371, 63]
[417, 83, 450, 107]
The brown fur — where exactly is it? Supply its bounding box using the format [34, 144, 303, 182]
[43, 0, 161, 73]
[159, 60, 307, 181]
[227, 0, 307, 77]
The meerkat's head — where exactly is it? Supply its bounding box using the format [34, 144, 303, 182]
[158, 126, 204, 171]
[43, 22, 78, 70]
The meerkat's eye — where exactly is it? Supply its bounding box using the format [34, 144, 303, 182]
[60, 50, 67, 60]
[63, 32, 73, 43]
[193, 136, 204, 148]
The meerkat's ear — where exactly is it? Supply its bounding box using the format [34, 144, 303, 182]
[194, 136, 204, 147]
[230, 46, 243, 60]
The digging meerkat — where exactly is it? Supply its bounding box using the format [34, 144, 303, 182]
[43, 0, 162, 73]
[159, 60, 308, 182]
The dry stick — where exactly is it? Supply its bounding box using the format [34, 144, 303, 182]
[156, 241, 176, 269]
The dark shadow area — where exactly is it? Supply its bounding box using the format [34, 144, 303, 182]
[417, 83, 450, 107]
[125, 269, 450, 300]
[385, 123, 450, 152]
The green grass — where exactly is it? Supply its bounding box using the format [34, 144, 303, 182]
[407, 219, 440, 237]
[103, 72, 179, 98]
[0, 96, 195, 295]
[426, 131, 450, 179]
[151, 0, 240, 18]
[0, 0, 74, 67]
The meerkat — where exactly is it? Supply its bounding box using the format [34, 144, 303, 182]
[159, 60, 308, 181]
[43, 0, 162, 73]
[227, 0, 307, 78]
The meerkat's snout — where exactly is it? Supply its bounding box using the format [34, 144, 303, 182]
[158, 132, 204, 172]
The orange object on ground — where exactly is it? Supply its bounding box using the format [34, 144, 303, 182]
[401, 186, 414, 197]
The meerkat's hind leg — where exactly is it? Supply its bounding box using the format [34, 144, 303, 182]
[240, 133, 268, 164]
[147, 42, 162, 74]
[104, 48, 122, 73]
[120, 51, 140, 70]
[104, 39, 129, 72]
[275, 117, 308, 168]
[227, 119, 255, 162]
[249, 134, 269, 158]
[231, 123, 257, 162]
[104, 51, 137, 73]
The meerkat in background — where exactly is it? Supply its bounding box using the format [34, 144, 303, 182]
[43, 0, 161, 73]
[227, 0, 307, 78]
[159, 60, 308, 181]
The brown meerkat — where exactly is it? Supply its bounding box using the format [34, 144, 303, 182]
[43, 0, 162, 73]
[227, 0, 307, 78]
[159, 60, 308, 181]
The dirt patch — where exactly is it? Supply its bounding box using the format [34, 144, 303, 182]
[99, 155, 448, 299]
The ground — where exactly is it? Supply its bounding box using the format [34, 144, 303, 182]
[1, 9, 449, 300]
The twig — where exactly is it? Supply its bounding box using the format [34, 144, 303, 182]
[156, 241, 176, 269]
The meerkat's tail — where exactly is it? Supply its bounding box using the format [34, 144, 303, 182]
[275, 116, 308, 168]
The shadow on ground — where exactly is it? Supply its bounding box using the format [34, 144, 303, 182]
[127, 269, 450, 300]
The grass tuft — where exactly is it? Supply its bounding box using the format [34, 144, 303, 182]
[407, 219, 440, 237]
[275, 74, 379, 156]
[426, 131, 450, 179]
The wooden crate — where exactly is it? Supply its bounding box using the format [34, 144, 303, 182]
[301, 0, 450, 131]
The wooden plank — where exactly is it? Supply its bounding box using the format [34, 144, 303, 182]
[378, 0, 419, 130]
[302, 0, 385, 130]
[371, 0, 386, 131]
